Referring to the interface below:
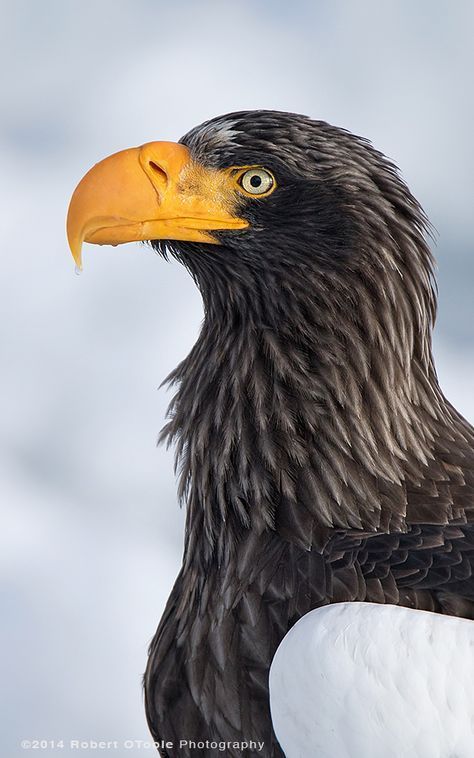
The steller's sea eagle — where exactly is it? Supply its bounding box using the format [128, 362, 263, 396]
[67, 111, 474, 757]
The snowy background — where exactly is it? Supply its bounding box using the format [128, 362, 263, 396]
[1, 0, 473, 755]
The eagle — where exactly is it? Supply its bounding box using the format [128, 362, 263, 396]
[67, 110, 474, 757]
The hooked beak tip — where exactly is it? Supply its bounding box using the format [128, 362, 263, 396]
[69, 237, 83, 271]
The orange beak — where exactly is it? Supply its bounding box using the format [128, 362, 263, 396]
[66, 141, 249, 269]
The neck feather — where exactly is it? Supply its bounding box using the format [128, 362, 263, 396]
[159, 233, 460, 561]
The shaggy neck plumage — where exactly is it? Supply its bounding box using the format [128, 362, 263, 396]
[159, 223, 452, 566]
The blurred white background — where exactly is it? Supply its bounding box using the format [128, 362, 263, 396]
[1, 0, 473, 754]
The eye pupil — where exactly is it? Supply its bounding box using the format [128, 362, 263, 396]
[250, 175, 262, 187]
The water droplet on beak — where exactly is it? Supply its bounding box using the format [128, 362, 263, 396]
[75, 265, 82, 276]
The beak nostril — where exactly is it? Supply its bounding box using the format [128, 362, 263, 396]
[149, 161, 168, 185]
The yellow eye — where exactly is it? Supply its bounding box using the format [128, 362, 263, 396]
[238, 168, 275, 196]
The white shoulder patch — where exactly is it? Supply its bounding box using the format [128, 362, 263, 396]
[270, 602, 474, 758]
